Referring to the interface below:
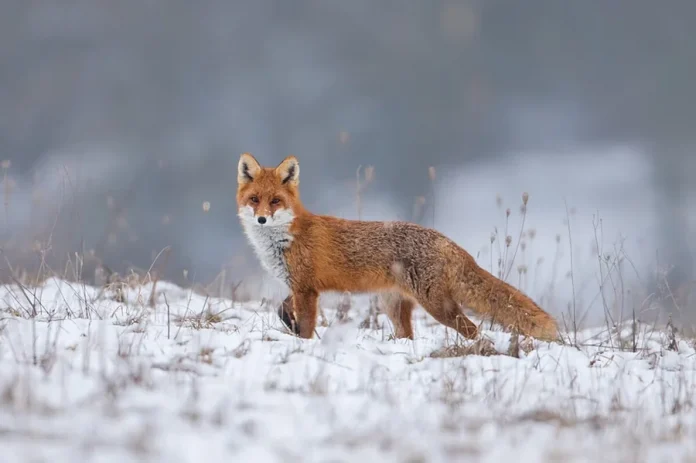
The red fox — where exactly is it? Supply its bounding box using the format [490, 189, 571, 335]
[237, 153, 559, 342]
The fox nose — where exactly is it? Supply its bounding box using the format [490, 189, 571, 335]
[257, 216, 267, 224]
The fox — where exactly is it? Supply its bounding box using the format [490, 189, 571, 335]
[236, 152, 560, 342]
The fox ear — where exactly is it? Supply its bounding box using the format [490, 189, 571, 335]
[275, 155, 299, 186]
[238, 153, 261, 185]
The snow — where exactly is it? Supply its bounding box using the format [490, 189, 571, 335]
[1, 278, 695, 462]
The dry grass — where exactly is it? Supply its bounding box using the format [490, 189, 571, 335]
[429, 338, 498, 358]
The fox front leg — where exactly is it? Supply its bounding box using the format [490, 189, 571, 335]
[277, 294, 300, 336]
[292, 289, 319, 339]
[277, 290, 319, 338]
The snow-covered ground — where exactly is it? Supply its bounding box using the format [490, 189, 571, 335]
[1, 278, 695, 463]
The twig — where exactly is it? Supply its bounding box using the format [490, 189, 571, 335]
[164, 292, 171, 340]
[564, 199, 578, 345]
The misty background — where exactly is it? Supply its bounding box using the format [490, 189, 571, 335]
[1, 0, 695, 327]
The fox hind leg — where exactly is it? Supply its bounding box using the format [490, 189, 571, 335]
[420, 296, 478, 339]
[382, 292, 416, 339]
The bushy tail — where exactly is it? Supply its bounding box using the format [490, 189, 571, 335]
[452, 266, 559, 342]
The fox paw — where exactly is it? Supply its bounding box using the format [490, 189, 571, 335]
[277, 304, 300, 336]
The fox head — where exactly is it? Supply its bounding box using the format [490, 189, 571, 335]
[236, 153, 301, 227]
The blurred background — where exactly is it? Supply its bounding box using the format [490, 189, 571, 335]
[1, 0, 695, 326]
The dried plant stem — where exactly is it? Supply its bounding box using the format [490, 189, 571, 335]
[564, 199, 578, 345]
[504, 194, 529, 281]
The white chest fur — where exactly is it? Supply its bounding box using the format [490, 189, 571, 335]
[238, 206, 294, 286]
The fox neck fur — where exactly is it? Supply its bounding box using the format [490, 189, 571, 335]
[238, 205, 294, 286]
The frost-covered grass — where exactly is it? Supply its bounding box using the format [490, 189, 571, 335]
[1, 278, 695, 463]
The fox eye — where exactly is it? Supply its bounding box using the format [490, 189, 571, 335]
[270, 197, 281, 205]
[250, 196, 259, 203]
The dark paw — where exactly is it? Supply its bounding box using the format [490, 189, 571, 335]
[278, 298, 300, 336]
